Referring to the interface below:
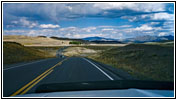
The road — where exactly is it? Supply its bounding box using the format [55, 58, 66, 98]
[56, 46, 68, 57]
[3, 56, 123, 97]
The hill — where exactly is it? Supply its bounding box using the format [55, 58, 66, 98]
[3, 42, 54, 64]
[121, 35, 174, 43]
[3, 35, 70, 46]
[82, 36, 122, 44]
[89, 42, 174, 81]
[3, 35, 125, 46]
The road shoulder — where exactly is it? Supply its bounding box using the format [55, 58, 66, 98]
[86, 58, 137, 80]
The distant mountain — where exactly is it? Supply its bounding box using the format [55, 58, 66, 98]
[121, 35, 174, 43]
[161, 35, 174, 40]
[82, 36, 117, 41]
[82, 36, 123, 44]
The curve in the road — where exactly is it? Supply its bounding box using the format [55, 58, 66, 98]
[4, 57, 122, 97]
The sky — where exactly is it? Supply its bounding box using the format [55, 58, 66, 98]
[3, 3, 174, 39]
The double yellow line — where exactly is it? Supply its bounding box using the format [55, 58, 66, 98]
[10, 58, 68, 96]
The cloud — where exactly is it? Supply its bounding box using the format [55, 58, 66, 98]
[150, 13, 174, 20]
[2, 3, 174, 39]
[150, 22, 160, 25]
[4, 23, 173, 39]
[93, 3, 165, 12]
[158, 32, 168, 36]
[102, 28, 114, 31]
[7, 17, 38, 28]
[134, 24, 153, 31]
[58, 27, 77, 32]
[4, 29, 29, 35]
[3, 3, 172, 25]
[82, 27, 96, 32]
[73, 33, 104, 38]
[39, 24, 60, 28]
[122, 12, 174, 23]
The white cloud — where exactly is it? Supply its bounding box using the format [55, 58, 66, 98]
[82, 27, 96, 32]
[150, 22, 160, 25]
[28, 30, 36, 35]
[158, 32, 168, 36]
[39, 24, 60, 28]
[112, 31, 117, 34]
[122, 12, 174, 22]
[6, 25, 15, 28]
[73, 33, 104, 38]
[9, 17, 38, 28]
[151, 13, 174, 20]
[59, 27, 77, 31]
[121, 16, 138, 22]
[102, 28, 114, 31]
[30, 23, 38, 28]
[4, 3, 168, 25]
[93, 3, 165, 12]
[4, 23, 173, 39]
[4, 29, 27, 33]
[134, 24, 153, 31]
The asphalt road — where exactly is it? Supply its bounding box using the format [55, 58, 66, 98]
[56, 46, 68, 57]
[3, 56, 122, 97]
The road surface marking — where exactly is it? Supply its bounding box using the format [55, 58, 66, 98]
[82, 58, 114, 80]
[10, 67, 52, 96]
[3, 58, 51, 71]
[10, 58, 68, 96]
[20, 69, 53, 95]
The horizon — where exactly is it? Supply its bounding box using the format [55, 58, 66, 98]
[3, 2, 174, 39]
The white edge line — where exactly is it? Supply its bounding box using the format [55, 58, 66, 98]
[3, 58, 51, 71]
[82, 58, 114, 80]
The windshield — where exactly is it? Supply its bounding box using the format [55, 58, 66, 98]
[3, 2, 174, 98]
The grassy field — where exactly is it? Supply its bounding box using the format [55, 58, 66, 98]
[62, 46, 118, 57]
[82, 46, 117, 50]
[3, 37, 174, 81]
[3, 35, 70, 46]
[3, 35, 127, 47]
[3, 42, 58, 65]
[89, 42, 174, 82]
[28, 46, 63, 57]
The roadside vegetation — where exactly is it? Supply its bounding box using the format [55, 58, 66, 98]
[89, 42, 174, 82]
[3, 42, 59, 64]
[62, 46, 117, 57]
[69, 41, 82, 45]
[3, 39, 174, 82]
[83, 46, 116, 50]
[28, 46, 63, 57]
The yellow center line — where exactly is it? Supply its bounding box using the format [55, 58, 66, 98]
[10, 58, 68, 96]
[10, 68, 51, 96]
[20, 69, 54, 95]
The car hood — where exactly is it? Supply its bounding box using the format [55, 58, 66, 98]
[14, 89, 174, 97]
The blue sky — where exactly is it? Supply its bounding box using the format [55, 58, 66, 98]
[3, 3, 174, 39]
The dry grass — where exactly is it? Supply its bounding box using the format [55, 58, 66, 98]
[62, 47, 99, 57]
[3, 42, 56, 65]
[89, 43, 174, 82]
[3, 35, 70, 46]
[3, 35, 127, 47]
[28, 46, 63, 57]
